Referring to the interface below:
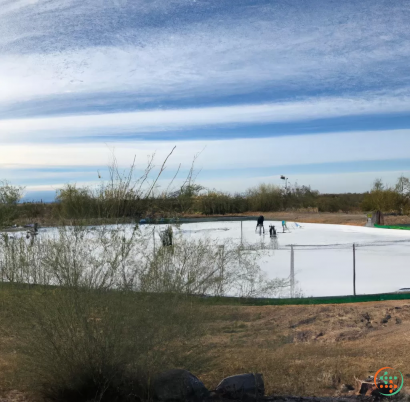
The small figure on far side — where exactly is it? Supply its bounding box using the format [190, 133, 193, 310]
[256, 215, 265, 234]
[269, 225, 277, 237]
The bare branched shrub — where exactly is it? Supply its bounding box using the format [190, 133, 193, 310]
[139, 234, 289, 298]
[0, 225, 288, 297]
[0, 234, 46, 285]
[0, 223, 287, 401]
[39, 225, 148, 289]
[55, 146, 205, 222]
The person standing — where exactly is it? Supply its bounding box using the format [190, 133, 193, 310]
[256, 215, 265, 233]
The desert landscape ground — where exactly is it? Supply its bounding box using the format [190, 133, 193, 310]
[0, 298, 409, 401]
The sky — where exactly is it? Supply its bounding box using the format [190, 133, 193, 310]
[1, 0, 410, 202]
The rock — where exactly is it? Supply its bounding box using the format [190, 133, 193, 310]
[381, 314, 392, 324]
[396, 318, 402, 325]
[215, 373, 264, 400]
[152, 369, 209, 402]
[340, 384, 355, 393]
[358, 376, 384, 397]
[359, 382, 376, 395]
[395, 307, 402, 310]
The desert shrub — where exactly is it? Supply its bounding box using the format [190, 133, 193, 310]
[54, 148, 202, 221]
[0, 224, 288, 297]
[140, 235, 288, 298]
[196, 191, 248, 215]
[3, 222, 288, 401]
[283, 185, 319, 210]
[317, 193, 364, 213]
[6, 287, 207, 402]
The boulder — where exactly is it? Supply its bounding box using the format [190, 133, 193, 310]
[215, 373, 264, 400]
[152, 369, 209, 402]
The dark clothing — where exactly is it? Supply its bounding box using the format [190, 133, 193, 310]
[256, 216, 265, 233]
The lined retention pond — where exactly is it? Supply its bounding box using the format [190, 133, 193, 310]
[4, 219, 410, 297]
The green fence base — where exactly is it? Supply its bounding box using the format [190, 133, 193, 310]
[198, 292, 410, 306]
[375, 224, 410, 230]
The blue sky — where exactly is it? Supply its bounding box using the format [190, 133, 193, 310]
[1, 0, 410, 202]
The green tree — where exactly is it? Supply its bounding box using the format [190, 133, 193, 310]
[0, 180, 24, 227]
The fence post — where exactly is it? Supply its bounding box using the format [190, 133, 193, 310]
[218, 245, 225, 295]
[353, 243, 356, 296]
[153, 227, 156, 256]
[290, 245, 295, 298]
[241, 220, 243, 245]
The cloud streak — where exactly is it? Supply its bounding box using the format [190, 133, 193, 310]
[1, 130, 410, 171]
[2, 94, 410, 141]
[1, 0, 410, 109]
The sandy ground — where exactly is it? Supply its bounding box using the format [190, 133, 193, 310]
[184, 212, 410, 227]
[199, 299, 410, 397]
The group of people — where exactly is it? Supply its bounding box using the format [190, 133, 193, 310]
[256, 216, 288, 236]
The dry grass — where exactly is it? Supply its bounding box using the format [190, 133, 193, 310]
[197, 300, 410, 396]
[1, 299, 410, 400]
[182, 211, 369, 226]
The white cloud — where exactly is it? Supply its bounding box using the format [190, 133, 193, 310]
[1, 130, 410, 171]
[1, 94, 410, 141]
[0, 1, 410, 108]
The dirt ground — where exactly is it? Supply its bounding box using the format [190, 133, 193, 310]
[184, 212, 410, 227]
[2, 300, 409, 401]
[199, 300, 410, 397]
[240, 212, 368, 226]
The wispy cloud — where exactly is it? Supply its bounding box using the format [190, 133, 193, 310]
[2, 94, 410, 141]
[1, 0, 410, 108]
[2, 130, 410, 171]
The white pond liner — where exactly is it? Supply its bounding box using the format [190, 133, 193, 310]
[4, 220, 410, 297]
[171, 220, 410, 297]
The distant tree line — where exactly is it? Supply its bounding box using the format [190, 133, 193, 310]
[0, 180, 367, 227]
[2, 158, 410, 227]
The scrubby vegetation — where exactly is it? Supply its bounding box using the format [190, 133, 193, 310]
[362, 177, 410, 214]
[2, 148, 410, 226]
[2, 181, 368, 227]
[0, 222, 287, 402]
